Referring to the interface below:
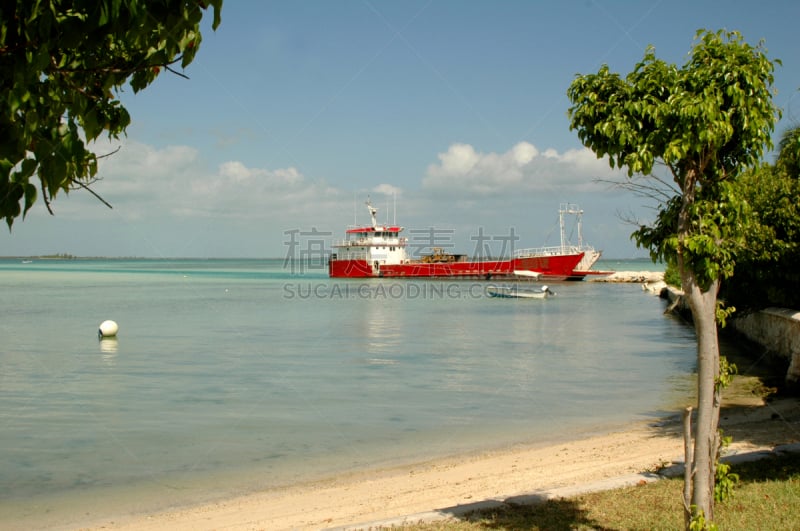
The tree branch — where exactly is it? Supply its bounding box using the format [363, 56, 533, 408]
[96, 146, 122, 160]
[40, 181, 54, 216]
[164, 63, 191, 79]
[73, 180, 113, 210]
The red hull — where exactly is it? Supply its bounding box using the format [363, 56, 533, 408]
[328, 253, 585, 281]
[328, 259, 374, 278]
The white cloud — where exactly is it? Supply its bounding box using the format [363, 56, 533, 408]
[74, 139, 623, 229]
[427, 143, 480, 178]
[372, 183, 402, 196]
[423, 142, 624, 196]
[67, 138, 343, 224]
[41, 140, 201, 220]
[218, 161, 303, 187]
[511, 142, 538, 165]
[185, 161, 307, 212]
[63, 139, 630, 230]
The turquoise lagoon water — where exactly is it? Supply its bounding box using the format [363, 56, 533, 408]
[0, 258, 694, 528]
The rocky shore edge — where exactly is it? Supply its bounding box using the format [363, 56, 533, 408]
[587, 270, 665, 284]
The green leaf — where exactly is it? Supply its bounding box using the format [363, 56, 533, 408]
[23, 183, 37, 217]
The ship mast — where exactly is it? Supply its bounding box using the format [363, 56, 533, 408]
[559, 203, 584, 251]
[366, 200, 379, 229]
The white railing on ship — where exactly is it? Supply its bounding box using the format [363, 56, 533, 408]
[514, 245, 582, 258]
[333, 237, 408, 247]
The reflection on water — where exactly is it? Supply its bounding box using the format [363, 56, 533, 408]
[99, 337, 118, 355]
[99, 337, 119, 367]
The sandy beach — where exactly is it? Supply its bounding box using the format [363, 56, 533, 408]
[73, 393, 799, 531]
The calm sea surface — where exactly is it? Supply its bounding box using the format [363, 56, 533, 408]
[1, 258, 694, 528]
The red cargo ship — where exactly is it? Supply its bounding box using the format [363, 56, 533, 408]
[328, 201, 602, 280]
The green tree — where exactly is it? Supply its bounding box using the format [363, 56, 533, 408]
[721, 126, 800, 310]
[776, 124, 800, 177]
[0, 0, 223, 227]
[567, 30, 780, 527]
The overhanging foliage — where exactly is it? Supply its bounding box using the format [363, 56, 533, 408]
[0, 0, 223, 227]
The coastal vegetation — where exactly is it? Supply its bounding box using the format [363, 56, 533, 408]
[720, 126, 800, 311]
[0, 1, 222, 227]
[28, 253, 76, 260]
[567, 29, 781, 527]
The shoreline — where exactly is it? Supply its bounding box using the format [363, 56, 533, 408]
[59, 395, 798, 531]
[587, 270, 665, 283]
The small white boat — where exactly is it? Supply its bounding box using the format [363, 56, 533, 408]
[487, 285, 555, 299]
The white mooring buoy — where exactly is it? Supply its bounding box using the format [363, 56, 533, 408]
[98, 320, 119, 338]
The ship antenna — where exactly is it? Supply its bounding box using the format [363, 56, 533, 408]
[366, 197, 378, 229]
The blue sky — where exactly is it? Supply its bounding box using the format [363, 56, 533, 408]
[3, 0, 800, 259]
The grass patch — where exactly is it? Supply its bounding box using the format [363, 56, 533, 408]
[395, 452, 800, 530]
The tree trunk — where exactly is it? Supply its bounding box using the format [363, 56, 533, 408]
[683, 271, 722, 524]
[682, 406, 693, 528]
